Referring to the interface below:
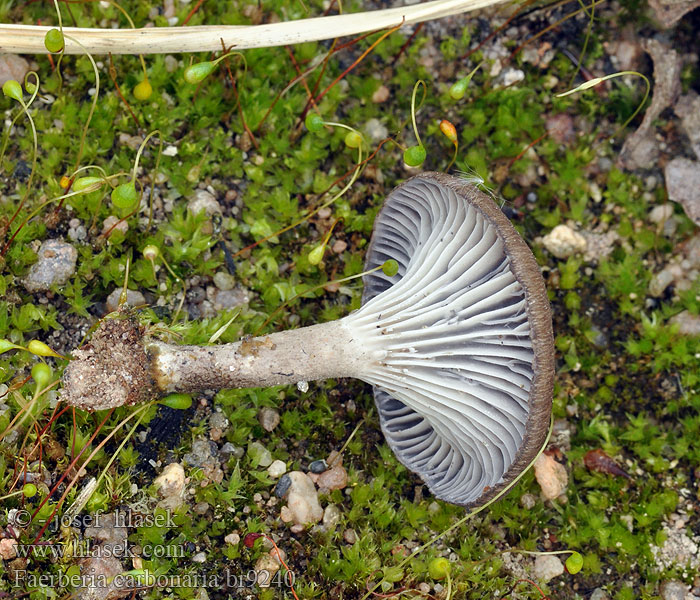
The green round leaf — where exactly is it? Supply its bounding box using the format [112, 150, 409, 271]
[2, 80, 23, 102]
[308, 245, 325, 265]
[31, 362, 53, 390]
[111, 182, 140, 209]
[160, 394, 192, 410]
[133, 79, 153, 101]
[403, 145, 426, 167]
[305, 113, 325, 133]
[382, 259, 399, 277]
[72, 176, 104, 193]
[565, 551, 583, 574]
[428, 557, 450, 580]
[23, 483, 38, 498]
[44, 28, 65, 53]
[184, 61, 216, 85]
[344, 131, 362, 149]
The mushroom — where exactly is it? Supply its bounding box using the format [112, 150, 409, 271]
[61, 172, 554, 507]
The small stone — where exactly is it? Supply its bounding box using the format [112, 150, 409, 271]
[224, 532, 240, 545]
[213, 271, 236, 291]
[24, 239, 78, 293]
[649, 204, 674, 224]
[343, 528, 357, 544]
[255, 552, 282, 587]
[520, 493, 537, 509]
[194, 501, 210, 515]
[371, 85, 390, 103]
[541, 225, 587, 259]
[274, 474, 292, 498]
[533, 453, 568, 500]
[258, 407, 280, 432]
[192, 552, 207, 563]
[284, 471, 323, 526]
[105, 288, 146, 312]
[248, 441, 273, 467]
[670, 311, 700, 336]
[675, 92, 700, 161]
[502, 68, 525, 87]
[211, 287, 250, 311]
[308, 459, 328, 474]
[323, 504, 342, 529]
[665, 157, 700, 226]
[332, 239, 347, 254]
[649, 269, 675, 297]
[533, 555, 564, 582]
[590, 588, 609, 600]
[364, 118, 389, 143]
[316, 464, 348, 492]
[154, 463, 186, 498]
[164, 55, 179, 73]
[267, 460, 287, 478]
[0, 54, 29, 87]
[659, 580, 688, 600]
[0, 539, 18, 560]
[102, 215, 128, 236]
[187, 189, 221, 217]
[545, 113, 575, 145]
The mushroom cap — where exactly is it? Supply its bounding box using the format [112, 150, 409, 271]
[353, 172, 554, 508]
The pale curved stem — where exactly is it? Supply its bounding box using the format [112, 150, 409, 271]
[0, 0, 508, 55]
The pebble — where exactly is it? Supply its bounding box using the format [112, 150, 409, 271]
[343, 528, 357, 544]
[154, 463, 186, 498]
[675, 92, 700, 161]
[308, 459, 328, 474]
[533, 555, 564, 582]
[0, 54, 29, 86]
[258, 407, 280, 432]
[520, 493, 537, 509]
[187, 189, 221, 217]
[102, 215, 128, 236]
[332, 240, 347, 254]
[541, 225, 587, 259]
[0, 539, 17, 560]
[213, 271, 236, 291]
[316, 463, 348, 492]
[665, 157, 700, 226]
[210, 287, 250, 311]
[590, 589, 609, 600]
[192, 552, 207, 563]
[659, 580, 688, 600]
[323, 504, 342, 529]
[105, 288, 146, 312]
[502, 67, 525, 87]
[545, 113, 575, 145]
[533, 453, 568, 500]
[75, 555, 125, 600]
[224, 532, 240, 545]
[364, 118, 389, 143]
[164, 55, 179, 73]
[255, 552, 282, 587]
[194, 502, 209, 515]
[372, 85, 390, 103]
[220, 442, 244, 459]
[209, 411, 230, 441]
[274, 474, 292, 498]
[267, 460, 287, 479]
[248, 441, 273, 467]
[283, 471, 323, 526]
[23, 239, 78, 293]
[649, 204, 675, 224]
[670, 311, 700, 336]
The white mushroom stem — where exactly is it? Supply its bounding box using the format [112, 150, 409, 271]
[147, 320, 380, 393]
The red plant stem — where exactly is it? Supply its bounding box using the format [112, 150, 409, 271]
[108, 52, 140, 128]
[507, 132, 547, 169]
[220, 42, 259, 150]
[314, 20, 403, 105]
[392, 21, 423, 65]
[182, 0, 207, 26]
[31, 409, 115, 543]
